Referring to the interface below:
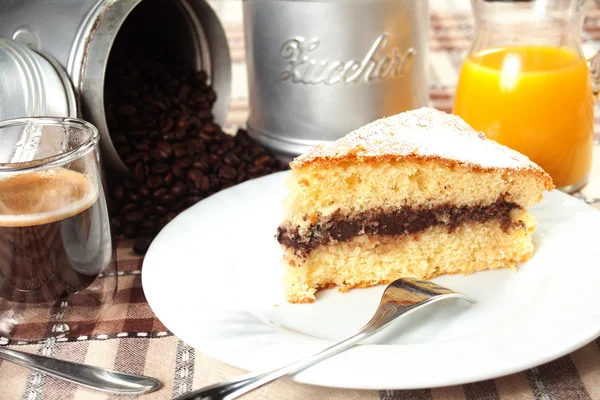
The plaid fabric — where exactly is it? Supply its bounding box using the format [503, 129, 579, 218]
[3, 1, 600, 399]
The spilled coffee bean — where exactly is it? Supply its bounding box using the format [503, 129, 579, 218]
[105, 38, 286, 254]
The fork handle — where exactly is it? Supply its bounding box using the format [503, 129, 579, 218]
[177, 302, 418, 400]
[178, 329, 373, 400]
[0, 347, 161, 394]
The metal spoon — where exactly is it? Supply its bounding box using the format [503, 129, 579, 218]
[0, 346, 161, 394]
[178, 278, 473, 400]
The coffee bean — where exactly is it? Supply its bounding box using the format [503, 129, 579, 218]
[118, 104, 137, 116]
[154, 205, 169, 216]
[151, 163, 170, 176]
[186, 195, 203, 206]
[171, 164, 184, 179]
[138, 184, 150, 198]
[153, 101, 167, 111]
[200, 176, 210, 192]
[158, 193, 174, 206]
[146, 175, 163, 189]
[219, 165, 237, 180]
[211, 157, 222, 170]
[124, 152, 143, 165]
[248, 166, 264, 178]
[187, 169, 204, 189]
[208, 174, 220, 190]
[173, 143, 187, 158]
[112, 134, 128, 146]
[128, 118, 142, 130]
[171, 181, 188, 198]
[223, 153, 240, 167]
[135, 142, 150, 152]
[198, 132, 213, 143]
[173, 199, 185, 211]
[176, 116, 188, 130]
[190, 139, 205, 153]
[129, 129, 147, 139]
[164, 212, 177, 224]
[187, 182, 201, 195]
[150, 149, 162, 161]
[198, 109, 212, 121]
[250, 147, 265, 158]
[164, 172, 174, 186]
[134, 162, 146, 182]
[175, 130, 187, 141]
[221, 181, 234, 190]
[202, 123, 219, 135]
[133, 236, 154, 254]
[176, 158, 192, 169]
[121, 203, 137, 214]
[153, 188, 168, 200]
[236, 129, 250, 140]
[126, 192, 142, 203]
[207, 90, 217, 104]
[156, 141, 172, 159]
[186, 144, 196, 159]
[160, 132, 176, 142]
[160, 118, 173, 132]
[195, 70, 208, 83]
[221, 140, 235, 151]
[123, 210, 144, 224]
[112, 184, 126, 202]
[192, 159, 204, 170]
[141, 204, 153, 215]
[117, 145, 131, 157]
[253, 154, 271, 167]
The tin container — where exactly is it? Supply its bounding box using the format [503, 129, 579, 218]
[243, 0, 429, 159]
[0, 0, 231, 174]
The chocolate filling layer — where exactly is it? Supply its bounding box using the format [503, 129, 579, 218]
[277, 199, 521, 256]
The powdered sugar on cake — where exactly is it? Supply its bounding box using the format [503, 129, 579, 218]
[291, 107, 542, 171]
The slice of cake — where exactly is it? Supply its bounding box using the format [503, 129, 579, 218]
[276, 107, 554, 303]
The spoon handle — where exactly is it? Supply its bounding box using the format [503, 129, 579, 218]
[0, 347, 161, 394]
[178, 295, 456, 400]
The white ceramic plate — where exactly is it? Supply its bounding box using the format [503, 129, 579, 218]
[143, 171, 600, 390]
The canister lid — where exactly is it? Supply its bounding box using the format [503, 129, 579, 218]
[0, 37, 76, 121]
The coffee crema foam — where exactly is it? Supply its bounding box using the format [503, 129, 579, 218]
[0, 169, 98, 227]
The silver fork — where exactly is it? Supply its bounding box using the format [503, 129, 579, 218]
[177, 278, 473, 400]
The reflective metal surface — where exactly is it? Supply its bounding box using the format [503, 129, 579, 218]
[0, 0, 231, 174]
[243, 0, 429, 159]
[0, 38, 75, 120]
[0, 347, 161, 394]
[177, 278, 472, 400]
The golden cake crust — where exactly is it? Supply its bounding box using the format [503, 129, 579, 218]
[291, 108, 554, 191]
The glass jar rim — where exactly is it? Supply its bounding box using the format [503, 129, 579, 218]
[0, 117, 99, 172]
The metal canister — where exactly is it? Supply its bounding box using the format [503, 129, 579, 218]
[0, 0, 231, 174]
[243, 0, 429, 159]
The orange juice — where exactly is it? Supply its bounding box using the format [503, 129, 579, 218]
[453, 46, 593, 189]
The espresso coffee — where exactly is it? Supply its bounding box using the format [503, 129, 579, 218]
[0, 168, 112, 303]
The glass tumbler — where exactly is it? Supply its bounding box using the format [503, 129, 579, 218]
[0, 117, 117, 340]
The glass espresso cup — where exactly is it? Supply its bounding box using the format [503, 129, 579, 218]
[0, 118, 116, 340]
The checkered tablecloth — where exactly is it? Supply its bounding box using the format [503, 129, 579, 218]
[3, 1, 600, 399]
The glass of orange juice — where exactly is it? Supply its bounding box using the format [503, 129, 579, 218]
[454, 0, 600, 193]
